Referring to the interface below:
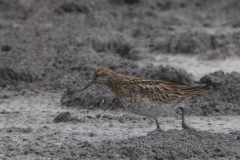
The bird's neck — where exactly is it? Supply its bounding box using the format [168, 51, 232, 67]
[105, 73, 126, 95]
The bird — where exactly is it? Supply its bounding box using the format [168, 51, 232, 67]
[82, 68, 212, 131]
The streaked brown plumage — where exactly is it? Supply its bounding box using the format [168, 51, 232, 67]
[82, 68, 212, 131]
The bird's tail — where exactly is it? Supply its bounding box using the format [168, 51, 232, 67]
[198, 85, 213, 92]
[176, 85, 213, 96]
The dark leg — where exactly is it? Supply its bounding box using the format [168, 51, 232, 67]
[179, 107, 191, 130]
[154, 118, 164, 131]
[155, 118, 160, 130]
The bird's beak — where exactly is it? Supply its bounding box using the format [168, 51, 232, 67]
[82, 81, 94, 92]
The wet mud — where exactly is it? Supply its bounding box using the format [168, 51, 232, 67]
[1, 0, 240, 159]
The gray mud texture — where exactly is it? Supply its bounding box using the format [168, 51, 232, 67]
[1, 0, 240, 159]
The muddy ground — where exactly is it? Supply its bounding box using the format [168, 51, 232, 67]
[1, 0, 240, 159]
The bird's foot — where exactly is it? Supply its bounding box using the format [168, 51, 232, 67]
[182, 124, 196, 132]
[147, 127, 164, 136]
[155, 128, 164, 132]
[185, 127, 196, 132]
[182, 122, 191, 130]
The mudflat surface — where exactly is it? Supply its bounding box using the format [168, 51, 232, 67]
[1, 0, 240, 159]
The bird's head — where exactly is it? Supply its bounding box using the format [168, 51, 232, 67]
[82, 68, 113, 91]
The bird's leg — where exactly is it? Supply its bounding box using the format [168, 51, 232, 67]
[179, 107, 191, 130]
[155, 118, 163, 131]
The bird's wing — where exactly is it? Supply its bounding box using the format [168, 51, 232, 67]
[137, 80, 211, 103]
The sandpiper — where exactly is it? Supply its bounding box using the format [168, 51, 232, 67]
[82, 68, 212, 131]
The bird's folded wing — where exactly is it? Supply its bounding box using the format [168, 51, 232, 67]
[137, 81, 208, 103]
[138, 83, 183, 103]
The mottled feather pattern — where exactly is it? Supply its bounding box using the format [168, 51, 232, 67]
[110, 77, 212, 104]
[97, 70, 212, 107]
[82, 68, 212, 130]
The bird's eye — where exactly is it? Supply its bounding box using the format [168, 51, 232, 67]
[95, 74, 99, 78]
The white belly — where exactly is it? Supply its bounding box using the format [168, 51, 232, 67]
[122, 98, 182, 117]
